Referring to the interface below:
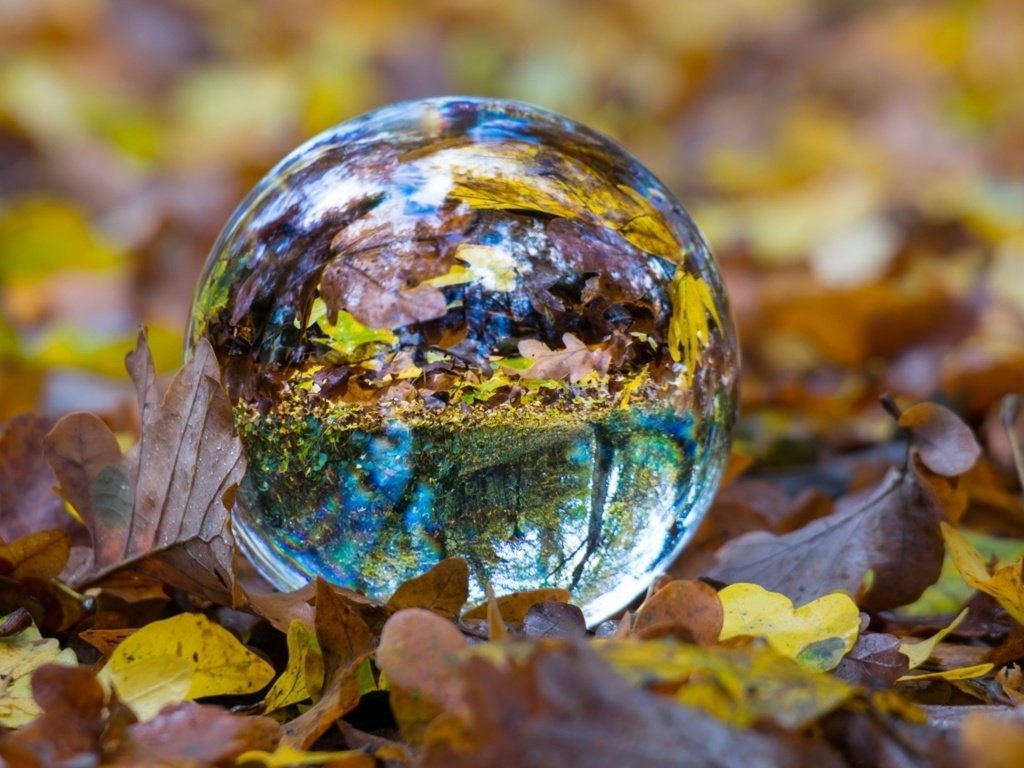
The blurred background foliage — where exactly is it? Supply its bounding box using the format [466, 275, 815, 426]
[1, 0, 1022, 463]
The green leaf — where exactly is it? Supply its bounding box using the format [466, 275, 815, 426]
[306, 297, 397, 360]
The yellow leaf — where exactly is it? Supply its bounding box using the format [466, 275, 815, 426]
[942, 523, 1024, 624]
[264, 620, 324, 713]
[667, 271, 724, 387]
[718, 583, 860, 671]
[237, 745, 371, 767]
[454, 243, 518, 291]
[100, 613, 274, 716]
[898, 663, 993, 682]
[597, 640, 854, 729]
[104, 654, 193, 722]
[0, 617, 77, 728]
[899, 608, 969, 670]
[462, 588, 571, 622]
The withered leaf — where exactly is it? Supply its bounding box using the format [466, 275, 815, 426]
[422, 640, 842, 768]
[43, 331, 246, 604]
[833, 632, 910, 687]
[462, 588, 571, 622]
[0, 415, 82, 544]
[517, 334, 610, 384]
[277, 579, 376, 750]
[386, 557, 469, 620]
[114, 702, 281, 766]
[631, 580, 723, 645]
[377, 608, 469, 745]
[320, 259, 448, 330]
[708, 402, 981, 611]
[522, 602, 587, 639]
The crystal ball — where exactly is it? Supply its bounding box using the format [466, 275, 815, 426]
[187, 97, 737, 623]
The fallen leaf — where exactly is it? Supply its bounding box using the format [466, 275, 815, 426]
[0, 619, 77, 727]
[522, 602, 587, 639]
[960, 707, 1024, 768]
[0, 664, 106, 766]
[900, 609, 970, 670]
[0, 415, 81, 543]
[78, 628, 137, 659]
[833, 632, 910, 687]
[263, 620, 323, 713]
[113, 701, 281, 766]
[239, 744, 372, 767]
[278, 579, 375, 749]
[897, 663, 993, 682]
[718, 583, 861, 671]
[99, 612, 273, 720]
[422, 639, 841, 767]
[462, 587, 571, 622]
[942, 524, 1024, 625]
[320, 259, 449, 330]
[632, 579, 723, 644]
[44, 331, 246, 604]
[667, 271, 725, 386]
[598, 640, 855, 730]
[386, 557, 469, 620]
[517, 334, 610, 383]
[376, 608, 468, 743]
[709, 402, 981, 612]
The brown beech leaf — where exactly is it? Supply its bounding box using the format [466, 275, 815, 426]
[279, 579, 376, 750]
[708, 402, 981, 612]
[43, 331, 246, 604]
[462, 588, 571, 622]
[833, 632, 910, 687]
[377, 608, 469, 744]
[631, 580, 724, 644]
[386, 557, 469, 620]
[113, 702, 281, 766]
[0, 415, 83, 544]
[0, 664, 107, 767]
[522, 602, 587, 639]
[421, 640, 842, 768]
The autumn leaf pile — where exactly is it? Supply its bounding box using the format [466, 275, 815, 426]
[0, 330, 1020, 768]
[3, 1, 1024, 766]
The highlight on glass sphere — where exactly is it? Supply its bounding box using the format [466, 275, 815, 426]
[187, 96, 738, 623]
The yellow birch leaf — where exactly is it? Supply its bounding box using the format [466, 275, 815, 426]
[942, 523, 1024, 624]
[0, 618, 77, 728]
[898, 663, 993, 682]
[238, 745, 372, 767]
[899, 608, 969, 670]
[101, 613, 274, 707]
[718, 583, 860, 671]
[264, 620, 324, 713]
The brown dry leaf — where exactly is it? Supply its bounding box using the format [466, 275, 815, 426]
[0, 529, 80, 632]
[112, 701, 281, 766]
[0, 415, 82, 544]
[385, 557, 469, 620]
[421, 640, 843, 768]
[0, 664, 106, 767]
[960, 707, 1024, 768]
[521, 602, 587, 639]
[78, 628, 136, 659]
[462, 588, 571, 622]
[833, 632, 910, 687]
[320, 259, 449, 330]
[278, 579, 376, 750]
[631, 580, 723, 644]
[43, 331, 246, 604]
[244, 582, 317, 634]
[376, 608, 469, 745]
[517, 334, 610, 383]
[708, 402, 981, 611]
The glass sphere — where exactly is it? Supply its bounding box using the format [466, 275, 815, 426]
[187, 97, 737, 623]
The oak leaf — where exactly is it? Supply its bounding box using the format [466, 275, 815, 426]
[708, 402, 981, 612]
[43, 330, 245, 605]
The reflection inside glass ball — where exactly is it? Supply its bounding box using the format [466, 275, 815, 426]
[187, 97, 738, 623]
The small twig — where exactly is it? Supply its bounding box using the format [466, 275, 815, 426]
[1002, 394, 1024, 492]
[0, 607, 33, 637]
[879, 392, 903, 422]
[50, 578, 97, 614]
